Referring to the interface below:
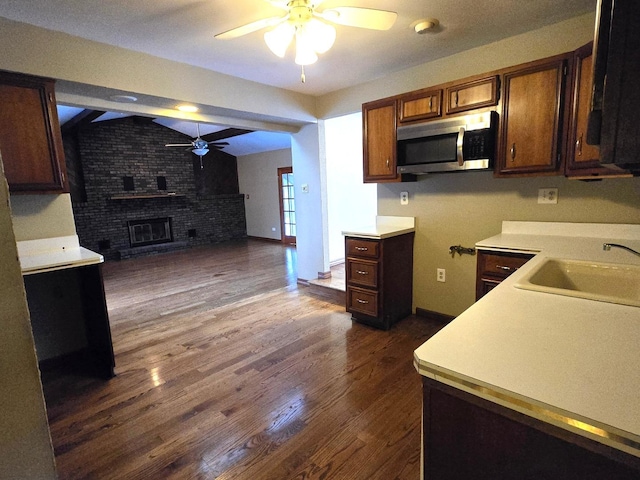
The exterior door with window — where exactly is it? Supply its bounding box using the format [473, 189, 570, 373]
[278, 167, 296, 245]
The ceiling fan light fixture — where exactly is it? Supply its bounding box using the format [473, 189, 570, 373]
[192, 147, 209, 156]
[294, 27, 319, 65]
[305, 18, 336, 54]
[265, 21, 295, 57]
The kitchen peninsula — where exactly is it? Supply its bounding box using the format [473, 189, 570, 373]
[19, 235, 115, 379]
[414, 221, 640, 478]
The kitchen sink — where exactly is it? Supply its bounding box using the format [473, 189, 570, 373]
[514, 258, 640, 307]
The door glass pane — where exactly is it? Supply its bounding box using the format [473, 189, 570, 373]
[280, 171, 295, 241]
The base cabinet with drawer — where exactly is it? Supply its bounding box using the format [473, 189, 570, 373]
[345, 232, 414, 330]
[476, 249, 534, 301]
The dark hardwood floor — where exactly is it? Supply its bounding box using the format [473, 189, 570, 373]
[41, 239, 445, 479]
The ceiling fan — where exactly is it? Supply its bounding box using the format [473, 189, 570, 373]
[165, 124, 229, 168]
[215, 0, 397, 81]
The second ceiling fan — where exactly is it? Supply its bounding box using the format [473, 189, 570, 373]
[165, 124, 229, 168]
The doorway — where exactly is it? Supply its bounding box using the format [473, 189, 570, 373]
[278, 167, 296, 245]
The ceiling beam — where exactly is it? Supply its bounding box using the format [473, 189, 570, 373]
[60, 109, 105, 134]
[201, 128, 253, 142]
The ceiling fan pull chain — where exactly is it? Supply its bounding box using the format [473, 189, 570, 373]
[301, 65, 306, 83]
[199, 156, 204, 169]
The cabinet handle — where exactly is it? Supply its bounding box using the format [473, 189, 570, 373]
[355, 246, 368, 251]
[510, 143, 516, 161]
[576, 133, 583, 157]
[386, 158, 390, 170]
[356, 270, 369, 275]
[357, 299, 369, 304]
[496, 265, 512, 271]
[429, 97, 432, 111]
[454, 91, 459, 107]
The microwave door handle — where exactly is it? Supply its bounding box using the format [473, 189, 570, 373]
[456, 127, 465, 166]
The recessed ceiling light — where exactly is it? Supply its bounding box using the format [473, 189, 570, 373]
[109, 94, 138, 103]
[177, 105, 199, 113]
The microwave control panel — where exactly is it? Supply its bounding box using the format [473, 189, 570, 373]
[464, 129, 494, 161]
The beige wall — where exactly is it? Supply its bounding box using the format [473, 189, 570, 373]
[10, 193, 77, 241]
[0, 159, 57, 478]
[237, 149, 292, 241]
[378, 174, 640, 317]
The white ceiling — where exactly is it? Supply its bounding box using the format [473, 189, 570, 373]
[1, 0, 596, 154]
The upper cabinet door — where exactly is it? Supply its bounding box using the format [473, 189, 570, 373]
[363, 98, 400, 183]
[565, 43, 630, 179]
[445, 76, 499, 115]
[0, 71, 68, 193]
[496, 55, 569, 176]
[398, 89, 442, 124]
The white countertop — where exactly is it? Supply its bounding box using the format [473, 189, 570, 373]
[414, 221, 640, 458]
[17, 235, 103, 275]
[342, 215, 415, 239]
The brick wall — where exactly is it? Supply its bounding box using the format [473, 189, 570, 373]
[67, 116, 246, 260]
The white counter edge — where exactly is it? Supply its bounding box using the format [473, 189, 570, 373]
[342, 216, 415, 239]
[17, 235, 104, 275]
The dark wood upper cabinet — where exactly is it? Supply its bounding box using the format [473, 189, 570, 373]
[363, 98, 400, 183]
[0, 70, 68, 193]
[445, 76, 499, 115]
[496, 54, 570, 176]
[398, 88, 442, 124]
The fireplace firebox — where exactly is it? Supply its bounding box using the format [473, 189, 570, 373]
[127, 217, 173, 247]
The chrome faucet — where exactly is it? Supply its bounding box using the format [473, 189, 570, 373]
[603, 243, 640, 258]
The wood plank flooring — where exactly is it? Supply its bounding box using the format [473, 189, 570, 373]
[41, 239, 445, 479]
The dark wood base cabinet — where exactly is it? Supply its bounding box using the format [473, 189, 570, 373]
[345, 232, 414, 330]
[24, 264, 115, 379]
[422, 378, 640, 479]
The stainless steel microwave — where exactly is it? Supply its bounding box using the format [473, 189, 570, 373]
[397, 111, 498, 174]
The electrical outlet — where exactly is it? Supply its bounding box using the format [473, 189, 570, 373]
[400, 191, 409, 205]
[437, 268, 446, 283]
[538, 188, 558, 204]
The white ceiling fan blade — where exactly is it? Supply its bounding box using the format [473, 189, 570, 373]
[215, 15, 284, 40]
[320, 7, 397, 30]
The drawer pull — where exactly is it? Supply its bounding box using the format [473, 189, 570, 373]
[355, 246, 368, 251]
[356, 270, 369, 275]
[496, 265, 512, 271]
[357, 299, 369, 304]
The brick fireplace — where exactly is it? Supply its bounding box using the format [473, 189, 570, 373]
[64, 116, 247, 260]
